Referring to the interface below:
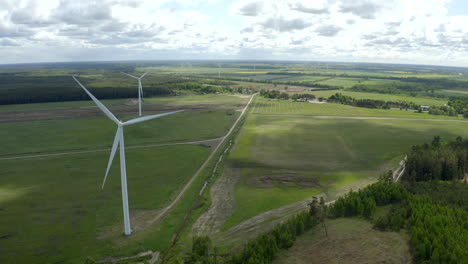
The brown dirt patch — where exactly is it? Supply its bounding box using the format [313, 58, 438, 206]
[191, 167, 242, 236]
[247, 174, 321, 188]
[97, 208, 162, 241]
[272, 218, 412, 264]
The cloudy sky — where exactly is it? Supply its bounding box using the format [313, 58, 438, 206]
[1, 0, 468, 66]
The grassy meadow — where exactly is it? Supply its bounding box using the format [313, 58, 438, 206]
[0, 110, 238, 156]
[221, 99, 468, 231]
[250, 97, 464, 119]
[0, 145, 210, 264]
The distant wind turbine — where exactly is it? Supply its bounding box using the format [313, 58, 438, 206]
[72, 76, 184, 236]
[218, 63, 221, 78]
[121, 72, 148, 116]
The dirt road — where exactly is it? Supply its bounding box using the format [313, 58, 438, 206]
[147, 93, 257, 225]
[194, 157, 406, 246]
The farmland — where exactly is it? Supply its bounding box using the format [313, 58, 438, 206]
[250, 97, 462, 119]
[0, 145, 209, 263]
[1, 61, 468, 263]
[220, 107, 468, 232]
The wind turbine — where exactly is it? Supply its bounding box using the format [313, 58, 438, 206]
[121, 72, 149, 116]
[72, 76, 184, 236]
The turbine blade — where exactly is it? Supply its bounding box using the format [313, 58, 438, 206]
[102, 127, 122, 189]
[140, 72, 148, 79]
[72, 76, 120, 124]
[121, 72, 139, 80]
[122, 110, 184, 126]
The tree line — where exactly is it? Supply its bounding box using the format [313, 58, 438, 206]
[186, 211, 319, 264]
[0, 75, 240, 105]
[404, 136, 468, 182]
[327, 93, 419, 110]
[259, 89, 290, 100]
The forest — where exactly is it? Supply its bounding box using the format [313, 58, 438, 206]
[0, 74, 235, 105]
[404, 136, 468, 182]
[327, 92, 419, 110]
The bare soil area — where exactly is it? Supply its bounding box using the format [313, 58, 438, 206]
[192, 167, 242, 236]
[272, 218, 412, 264]
[247, 174, 321, 188]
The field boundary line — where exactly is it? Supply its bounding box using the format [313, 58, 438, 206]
[0, 138, 224, 161]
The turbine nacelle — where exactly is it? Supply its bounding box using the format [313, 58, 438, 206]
[121, 72, 149, 116]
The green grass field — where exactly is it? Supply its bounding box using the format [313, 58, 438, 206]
[0, 93, 249, 263]
[221, 100, 468, 230]
[0, 110, 238, 156]
[251, 97, 463, 119]
[272, 218, 411, 264]
[0, 145, 210, 264]
[2, 62, 467, 263]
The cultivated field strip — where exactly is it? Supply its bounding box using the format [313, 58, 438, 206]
[250, 97, 468, 120]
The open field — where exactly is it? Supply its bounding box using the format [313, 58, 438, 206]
[0, 145, 210, 264]
[0, 110, 238, 156]
[272, 218, 412, 264]
[0, 93, 250, 263]
[314, 77, 364, 88]
[221, 114, 468, 230]
[251, 97, 464, 119]
[2, 61, 468, 263]
[0, 94, 248, 157]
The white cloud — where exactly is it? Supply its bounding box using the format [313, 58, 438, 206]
[0, 0, 467, 66]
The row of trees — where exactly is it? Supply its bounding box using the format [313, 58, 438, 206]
[209, 74, 342, 90]
[427, 105, 461, 117]
[186, 211, 319, 264]
[425, 98, 468, 118]
[0, 74, 239, 105]
[404, 136, 468, 182]
[230, 212, 314, 264]
[327, 93, 419, 110]
[259, 89, 290, 100]
[290, 93, 316, 101]
[329, 179, 407, 219]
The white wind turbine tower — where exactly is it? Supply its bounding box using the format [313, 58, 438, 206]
[218, 63, 221, 78]
[72, 76, 184, 236]
[121, 72, 148, 116]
